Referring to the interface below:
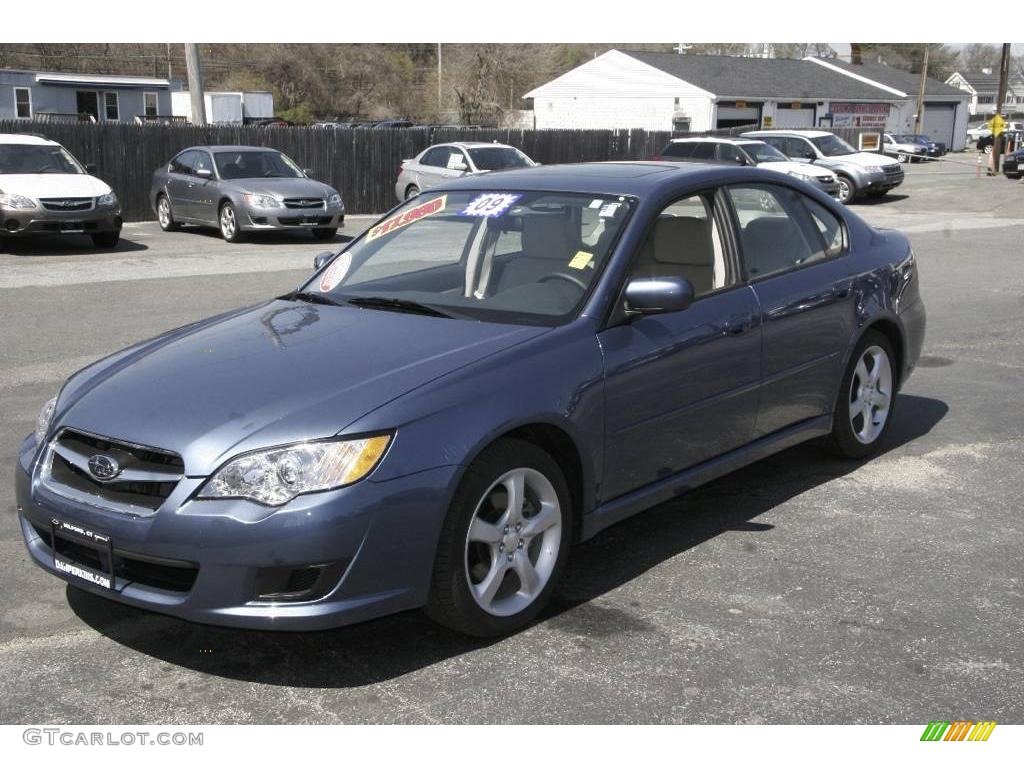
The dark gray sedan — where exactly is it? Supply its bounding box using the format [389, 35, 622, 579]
[150, 145, 345, 242]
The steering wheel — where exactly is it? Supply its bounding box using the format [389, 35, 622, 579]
[538, 272, 588, 292]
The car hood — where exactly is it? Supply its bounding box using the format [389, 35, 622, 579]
[55, 301, 547, 475]
[759, 161, 835, 178]
[827, 152, 900, 168]
[0, 173, 111, 199]
[224, 177, 337, 199]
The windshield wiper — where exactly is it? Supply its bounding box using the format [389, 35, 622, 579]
[281, 290, 344, 306]
[346, 296, 453, 318]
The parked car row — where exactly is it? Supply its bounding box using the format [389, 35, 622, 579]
[882, 133, 946, 163]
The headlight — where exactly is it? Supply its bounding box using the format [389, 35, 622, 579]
[788, 171, 815, 182]
[327, 193, 342, 207]
[96, 192, 118, 207]
[34, 397, 57, 445]
[0, 192, 37, 209]
[865, 166, 884, 174]
[243, 192, 283, 209]
[197, 434, 391, 506]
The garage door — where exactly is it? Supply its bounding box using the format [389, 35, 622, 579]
[716, 105, 760, 129]
[922, 103, 956, 147]
[775, 106, 816, 128]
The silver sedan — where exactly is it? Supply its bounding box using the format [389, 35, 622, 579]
[395, 142, 535, 201]
[150, 145, 345, 242]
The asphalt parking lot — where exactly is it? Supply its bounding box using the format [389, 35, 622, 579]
[1, 160, 1022, 724]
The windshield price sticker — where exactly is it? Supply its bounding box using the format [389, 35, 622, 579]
[460, 193, 522, 218]
[568, 251, 595, 270]
[318, 252, 352, 292]
[366, 195, 447, 242]
[598, 202, 621, 218]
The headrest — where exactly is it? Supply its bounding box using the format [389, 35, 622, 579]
[652, 216, 712, 266]
[521, 214, 575, 260]
[744, 216, 797, 242]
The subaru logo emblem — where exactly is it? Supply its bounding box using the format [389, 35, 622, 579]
[87, 454, 120, 482]
[59, 200, 74, 208]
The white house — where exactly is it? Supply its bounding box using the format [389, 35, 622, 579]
[171, 91, 274, 125]
[946, 68, 1024, 116]
[524, 50, 970, 150]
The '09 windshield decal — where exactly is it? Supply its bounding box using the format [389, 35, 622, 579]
[460, 193, 522, 218]
[366, 194, 447, 242]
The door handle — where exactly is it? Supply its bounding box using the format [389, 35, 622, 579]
[833, 282, 853, 299]
[725, 315, 753, 335]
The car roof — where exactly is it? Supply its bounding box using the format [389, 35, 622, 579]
[182, 145, 286, 153]
[669, 137, 760, 146]
[428, 142, 516, 150]
[429, 161, 795, 197]
[742, 129, 832, 138]
[0, 133, 59, 146]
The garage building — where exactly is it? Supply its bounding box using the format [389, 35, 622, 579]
[525, 50, 969, 150]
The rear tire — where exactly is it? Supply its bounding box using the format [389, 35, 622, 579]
[91, 231, 120, 249]
[405, 184, 420, 200]
[156, 194, 180, 232]
[311, 227, 338, 241]
[825, 330, 897, 460]
[425, 438, 572, 637]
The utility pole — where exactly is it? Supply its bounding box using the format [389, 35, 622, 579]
[914, 45, 929, 134]
[993, 43, 1011, 173]
[437, 43, 443, 116]
[166, 43, 172, 80]
[184, 43, 207, 126]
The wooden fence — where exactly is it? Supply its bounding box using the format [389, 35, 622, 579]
[0, 120, 879, 221]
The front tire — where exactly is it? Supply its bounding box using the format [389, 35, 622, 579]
[836, 175, 856, 204]
[896, 151, 909, 163]
[219, 202, 244, 242]
[825, 331, 897, 459]
[426, 438, 572, 637]
[91, 231, 120, 249]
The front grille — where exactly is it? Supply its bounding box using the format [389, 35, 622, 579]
[278, 216, 331, 226]
[31, 522, 198, 593]
[40, 197, 94, 212]
[884, 165, 904, 180]
[42, 429, 184, 515]
[283, 197, 325, 209]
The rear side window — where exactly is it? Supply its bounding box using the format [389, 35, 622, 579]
[420, 147, 447, 167]
[728, 184, 831, 279]
[802, 197, 846, 258]
[661, 142, 695, 159]
[170, 150, 197, 174]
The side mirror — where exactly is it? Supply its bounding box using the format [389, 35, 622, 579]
[735, 155, 748, 165]
[85, 163, 98, 174]
[195, 168, 213, 179]
[624, 277, 694, 316]
[313, 251, 333, 271]
[303, 168, 314, 177]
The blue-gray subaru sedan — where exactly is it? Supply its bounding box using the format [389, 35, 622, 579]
[17, 162, 925, 637]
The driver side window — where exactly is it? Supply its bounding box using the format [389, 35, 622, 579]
[629, 194, 732, 299]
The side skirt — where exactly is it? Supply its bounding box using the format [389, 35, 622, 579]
[580, 414, 833, 541]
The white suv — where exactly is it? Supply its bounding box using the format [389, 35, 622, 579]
[0, 133, 122, 248]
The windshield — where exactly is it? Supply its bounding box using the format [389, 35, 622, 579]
[0, 143, 84, 175]
[740, 141, 789, 163]
[304, 190, 633, 325]
[811, 134, 857, 157]
[467, 147, 533, 171]
[214, 150, 304, 180]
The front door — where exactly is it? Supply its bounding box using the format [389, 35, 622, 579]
[725, 183, 854, 436]
[599, 190, 762, 501]
[188, 151, 217, 223]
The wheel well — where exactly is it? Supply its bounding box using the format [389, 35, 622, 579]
[405, 183, 419, 196]
[501, 423, 584, 540]
[865, 319, 904, 388]
[218, 197, 233, 211]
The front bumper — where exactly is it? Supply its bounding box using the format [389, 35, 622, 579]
[1, 205, 122, 237]
[16, 435, 457, 630]
[1003, 156, 1022, 177]
[860, 167, 904, 192]
[239, 202, 344, 232]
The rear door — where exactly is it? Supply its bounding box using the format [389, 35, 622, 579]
[166, 150, 196, 218]
[726, 183, 854, 436]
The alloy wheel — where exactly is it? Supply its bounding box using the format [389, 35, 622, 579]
[158, 197, 171, 228]
[836, 177, 853, 204]
[849, 345, 893, 444]
[464, 467, 562, 617]
[220, 205, 236, 239]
